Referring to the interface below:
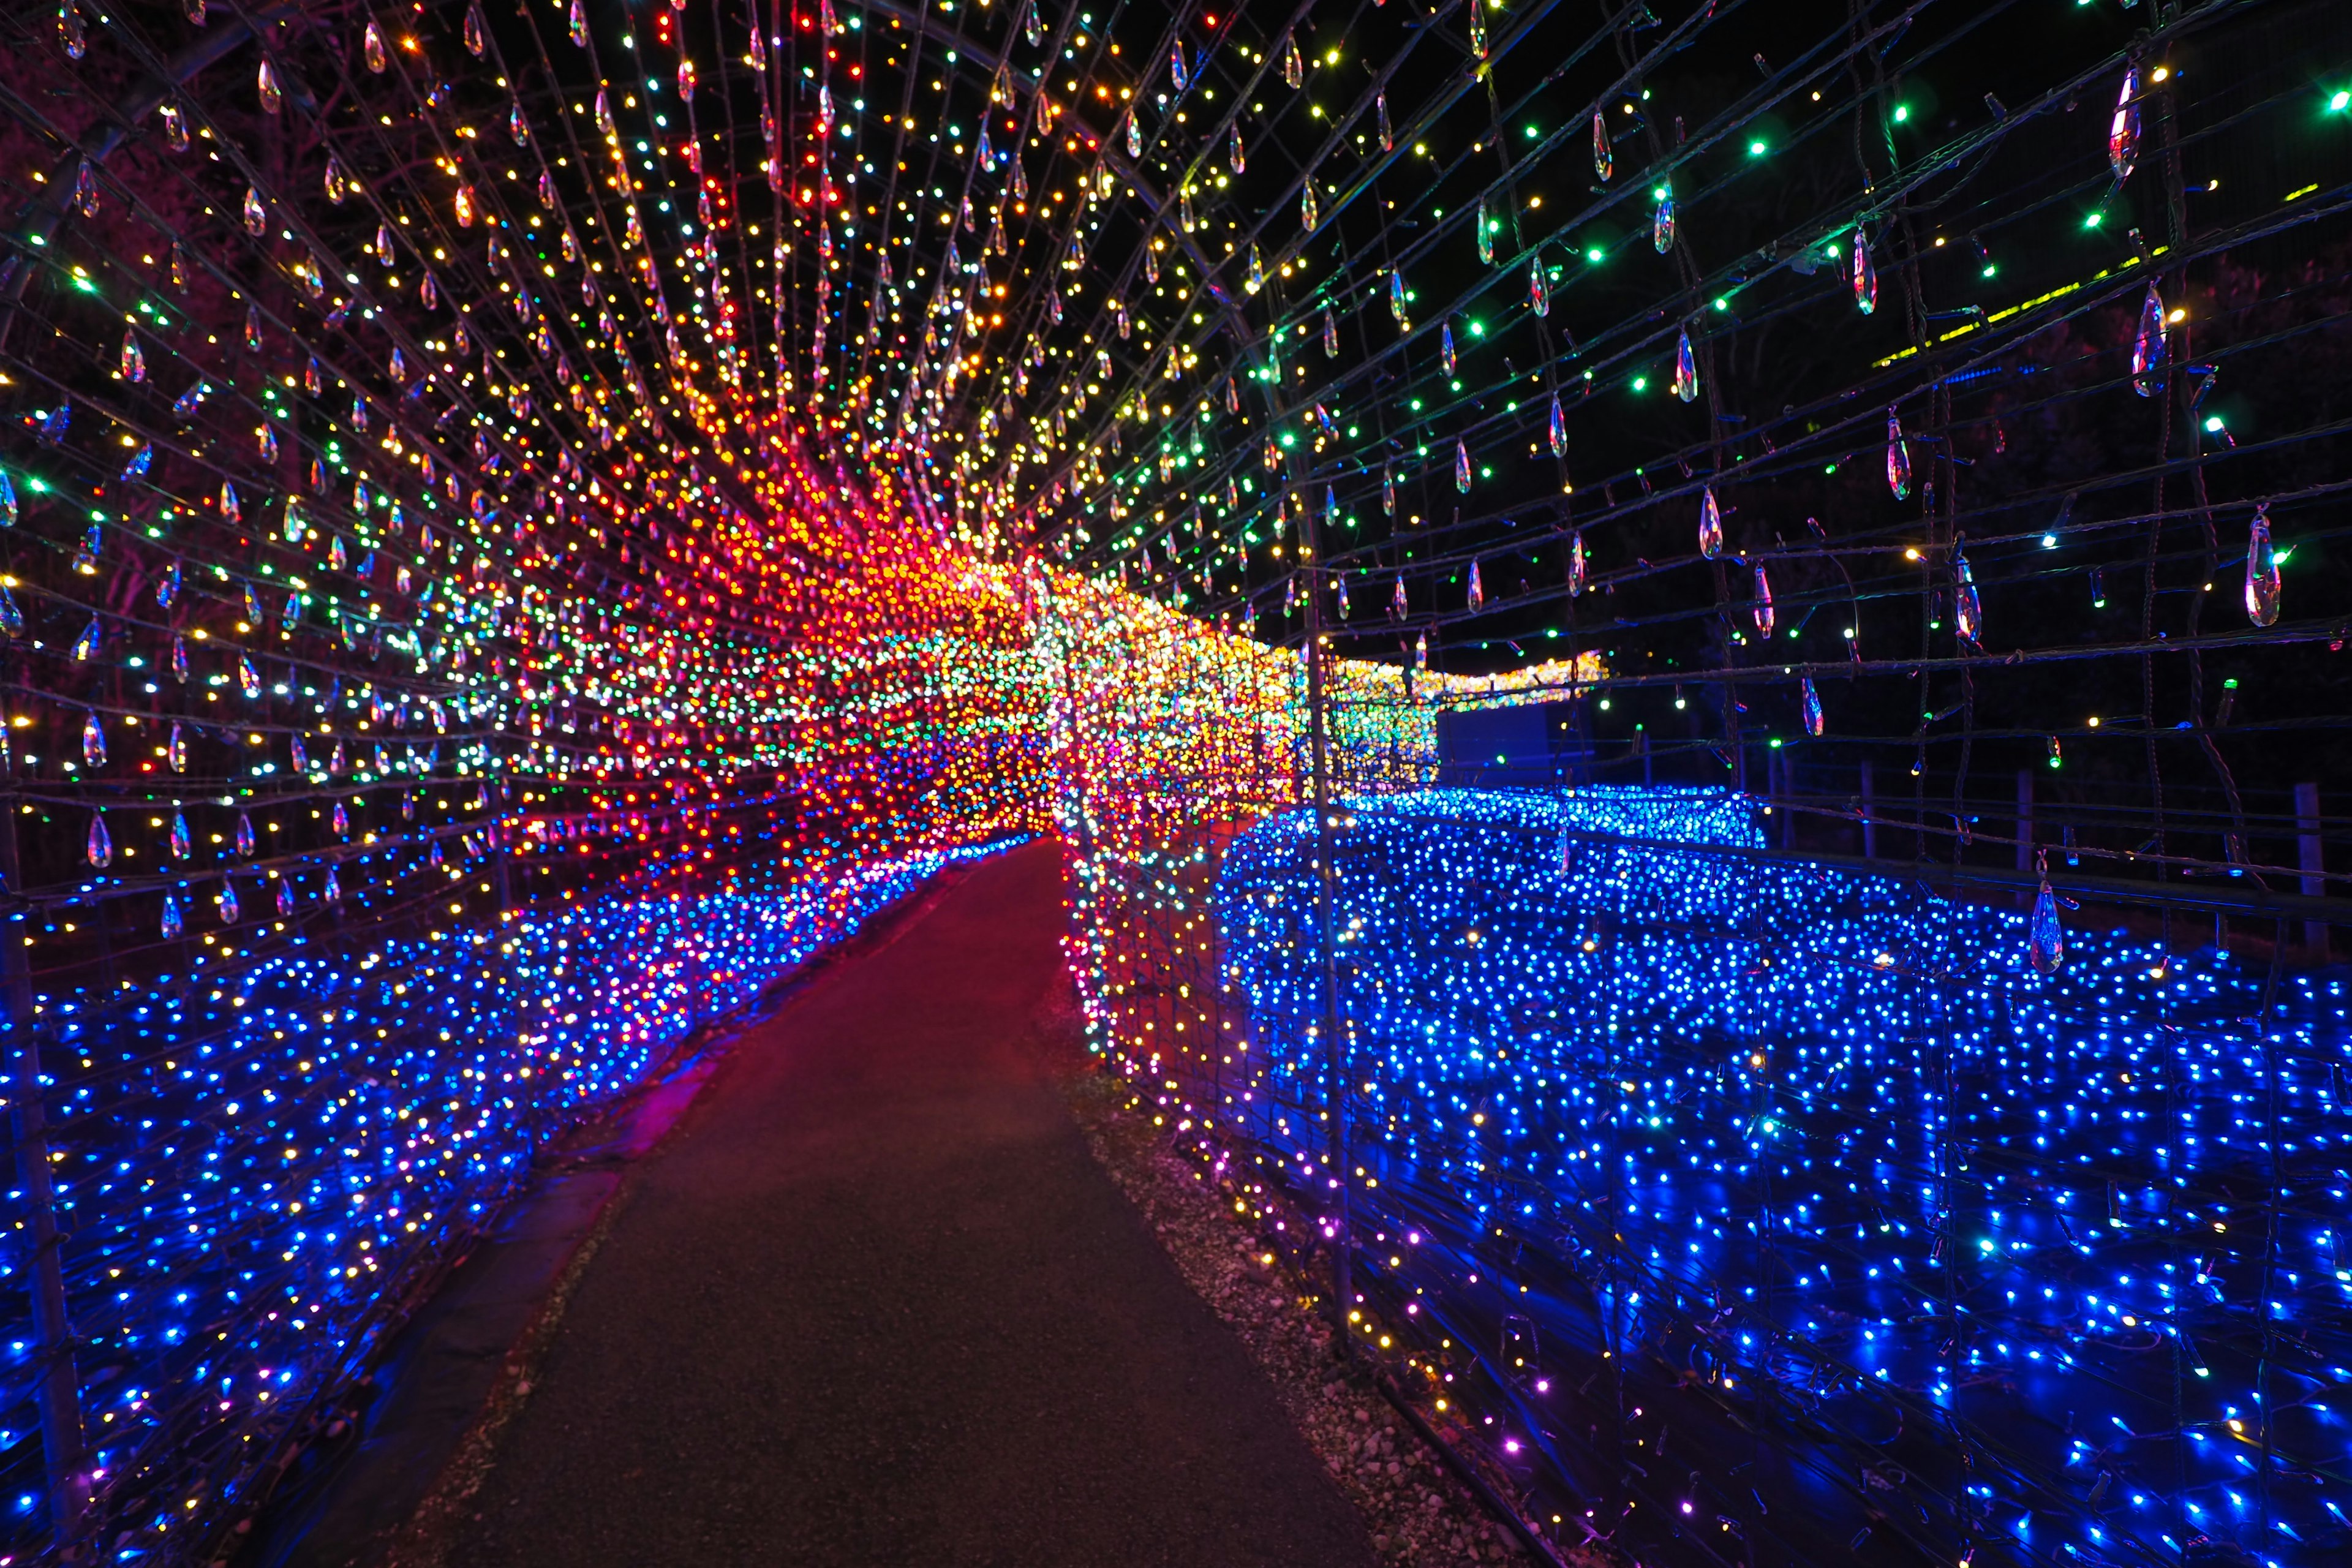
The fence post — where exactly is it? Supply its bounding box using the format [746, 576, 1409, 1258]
[2016, 771, 2034, 873]
[2297, 782, 2328, 958]
[1860, 759, 1878, 860]
[1303, 551, 1351, 1344]
[0, 792, 89, 1550]
[1776, 752, 1795, 850]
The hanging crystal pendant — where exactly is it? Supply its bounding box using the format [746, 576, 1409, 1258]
[1382, 467, 1396, 516]
[1698, 487, 1723, 560]
[1593, 111, 1613, 181]
[2108, 66, 2141, 184]
[1802, 676, 1825, 738]
[1653, 187, 1676, 252]
[220, 880, 241, 925]
[120, 329, 145, 382]
[1454, 439, 1473, 492]
[1954, 551, 1983, 644]
[160, 894, 183, 940]
[1885, 410, 1913, 499]
[1323, 308, 1340, 358]
[1753, 564, 1775, 638]
[1389, 272, 1410, 331]
[2245, 505, 2280, 627]
[1673, 328, 1698, 402]
[1442, 323, 1458, 377]
[1391, 577, 1408, 619]
[1852, 229, 1877, 315]
[82, 709, 106, 768]
[2132, 282, 2167, 397]
[364, 20, 388, 72]
[1283, 34, 1303, 88]
[1477, 198, 1496, 265]
[168, 722, 186, 773]
[1466, 560, 1484, 610]
[87, 812, 112, 868]
[1378, 92, 1393, 152]
[1300, 179, 1319, 232]
[2029, 878, 2065, 973]
[1229, 126, 1245, 174]
[257, 57, 282, 115]
[1548, 395, 1566, 457]
[1567, 533, 1587, 597]
[1529, 254, 1549, 317]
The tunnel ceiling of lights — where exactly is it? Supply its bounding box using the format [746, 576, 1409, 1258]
[4, 0, 2352, 1561]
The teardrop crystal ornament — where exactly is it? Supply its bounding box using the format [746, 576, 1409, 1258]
[1852, 230, 1877, 314]
[1885, 410, 1913, 499]
[1802, 676, 1825, 738]
[2108, 66, 2141, 184]
[1954, 551, 1983, 644]
[2029, 880, 2065, 973]
[1753, 565, 1774, 639]
[2132, 282, 2167, 397]
[1466, 560, 1484, 610]
[2245, 505, 2280, 627]
[1593, 111, 1613, 181]
[1673, 329, 1698, 403]
[1454, 439, 1473, 492]
[1698, 487, 1723, 560]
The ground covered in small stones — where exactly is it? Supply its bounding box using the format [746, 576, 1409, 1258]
[1067, 1071, 1617, 1568]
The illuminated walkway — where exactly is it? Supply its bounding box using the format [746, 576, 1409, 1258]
[447, 840, 1374, 1567]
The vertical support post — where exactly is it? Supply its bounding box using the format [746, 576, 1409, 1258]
[1303, 554, 1351, 1343]
[1860, 759, 1879, 860]
[2016, 770, 2034, 873]
[1776, 752, 1795, 850]
[0, 794, 88, 1550]
[2297, 782, 2328, 958]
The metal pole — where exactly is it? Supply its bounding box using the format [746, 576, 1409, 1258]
[1776, 751, 1795, 850]
[1303, 552, 1351, 1342]
[2297, 782, 2328, 958]
[1860, 758, 1878, 861]
[0, 793, 89, 1551]
[2017, 769, 2035, 908]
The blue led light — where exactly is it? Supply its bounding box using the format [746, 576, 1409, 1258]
[1193, 788, 2348, 1565]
